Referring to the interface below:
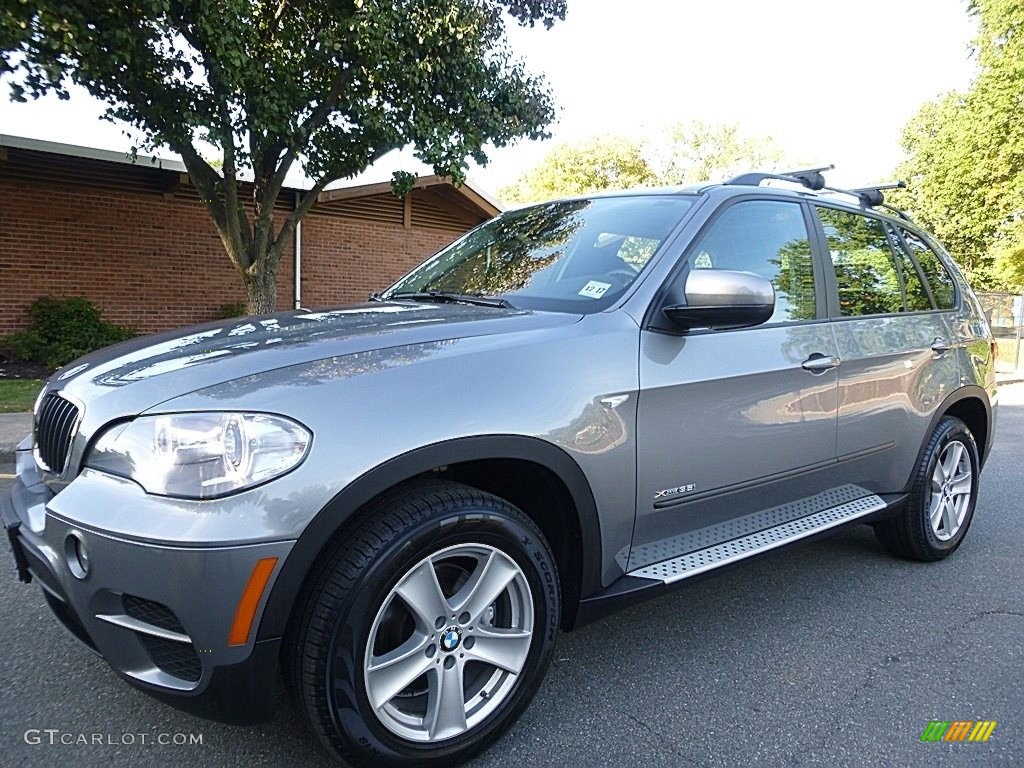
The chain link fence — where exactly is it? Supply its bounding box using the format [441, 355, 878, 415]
[977, 292, 1023, 375]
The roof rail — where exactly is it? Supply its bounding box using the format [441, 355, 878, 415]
[725, 167, 914, 221]
[725, 165, 834, 191]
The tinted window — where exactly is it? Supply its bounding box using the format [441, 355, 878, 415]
[385, 196, 693, 314]
[898, 228, 957, 309]
[689, 201, 816, 323]
[886, 225, 932, 311]
[819, 207, 904, 316]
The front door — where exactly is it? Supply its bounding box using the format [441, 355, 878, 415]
[630, 198, 839, 571]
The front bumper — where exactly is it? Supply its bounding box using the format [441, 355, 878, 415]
[1, 439, 294, 724]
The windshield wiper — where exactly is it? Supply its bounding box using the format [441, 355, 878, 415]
[389, 291, 515, 309]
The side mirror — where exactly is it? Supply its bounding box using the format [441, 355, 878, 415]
[663, 269, 775, 331]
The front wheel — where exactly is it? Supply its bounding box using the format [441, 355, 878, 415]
[285, 480, 560, 767]
[874, 415, 980, 561]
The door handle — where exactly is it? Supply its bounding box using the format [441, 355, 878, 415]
[801, 353, 841, 373]
[931, 337, 952, 354]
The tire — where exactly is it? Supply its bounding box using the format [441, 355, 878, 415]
[874, 415, 980, 561]
[284, 479, 560, 767]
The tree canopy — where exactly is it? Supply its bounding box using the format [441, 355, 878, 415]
[499, 121, 790, 204]
[499, 135, 657, 203]
[1, 0, 565, 312]
[894, 0, 1024, 289]
[651, 120, 785, 186]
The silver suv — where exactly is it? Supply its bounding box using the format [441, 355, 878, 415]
[2, 169, 997, 767]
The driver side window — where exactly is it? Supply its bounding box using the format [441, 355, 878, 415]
[689, 200, 817, 324]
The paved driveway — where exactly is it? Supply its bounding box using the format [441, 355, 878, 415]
[2, 387, 1022, 767]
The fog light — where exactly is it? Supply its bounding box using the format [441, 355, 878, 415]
[65, 533, 90, 580]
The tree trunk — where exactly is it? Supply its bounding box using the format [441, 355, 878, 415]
[243, 265, 279, 315]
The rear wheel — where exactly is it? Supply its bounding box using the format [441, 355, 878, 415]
[285, 480, 560, 767]
[874, 415, 980, 561]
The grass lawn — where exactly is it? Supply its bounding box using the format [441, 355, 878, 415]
[0, 379, 43, 413]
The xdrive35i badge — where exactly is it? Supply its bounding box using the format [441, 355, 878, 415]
[654, 483, 697, 500]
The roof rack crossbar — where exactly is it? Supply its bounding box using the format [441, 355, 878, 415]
[817, 180, 914, 222]
[725, 164, 834, 191]
[846, 181, 907, 207]
[723, 167, 915, 221]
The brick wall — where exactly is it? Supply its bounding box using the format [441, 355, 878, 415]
[301, 216, 457, 307]
[0, 178, 463, 335]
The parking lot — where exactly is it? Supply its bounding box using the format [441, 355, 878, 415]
[2, 385, 1022, 768]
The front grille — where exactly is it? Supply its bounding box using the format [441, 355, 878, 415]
[34, 392, 81, 473]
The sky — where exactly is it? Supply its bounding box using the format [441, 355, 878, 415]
[0, 0, 979, 198]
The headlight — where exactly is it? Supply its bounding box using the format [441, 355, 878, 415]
[86, 412, 311, 499]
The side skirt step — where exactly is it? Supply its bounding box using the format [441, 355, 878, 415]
[627, 493, 887, 584]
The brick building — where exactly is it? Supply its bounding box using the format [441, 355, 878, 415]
[0, 135, 499, 335]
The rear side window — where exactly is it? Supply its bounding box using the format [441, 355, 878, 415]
[689, 200, 816, 323]
[898, 228, 957, 309]
[819, 207, 904, 316]
[886, 225, 933, 311]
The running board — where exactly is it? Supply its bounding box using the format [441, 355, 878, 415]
[628, 493, 886, 584]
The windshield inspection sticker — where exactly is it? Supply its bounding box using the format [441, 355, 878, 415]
[579, 280, 612, 299]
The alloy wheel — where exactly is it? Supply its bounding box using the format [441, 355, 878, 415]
[929, 439, 973, 541]
[362, 543, 534, 743]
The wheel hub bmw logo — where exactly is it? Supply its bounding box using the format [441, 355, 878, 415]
[440, 627, 462, 652]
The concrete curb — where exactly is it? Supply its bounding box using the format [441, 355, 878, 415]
[0, 412, 32, 457]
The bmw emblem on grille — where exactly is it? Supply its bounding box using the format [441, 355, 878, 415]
[441, 627, 462, 652]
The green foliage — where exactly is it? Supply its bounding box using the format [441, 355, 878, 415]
[652, 121, 786, 185]
[499, 122, 790, 204]
[2, 297, 135, 369]
[1, 1, 565, 312]
[499, 136, 657, 204]
[893, 0, 1024, 288]
[993, 220, 1024, 291]
[216, 301, 248, 320]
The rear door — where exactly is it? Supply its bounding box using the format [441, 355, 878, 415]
[813, 205, 960, 494]
[630, 198, 840, 571]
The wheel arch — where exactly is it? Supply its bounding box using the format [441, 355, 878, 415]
[901, 386, 993, 496]
[257, 435, 602, 641]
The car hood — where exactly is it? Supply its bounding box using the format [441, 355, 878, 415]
[45, 301, 582, 426]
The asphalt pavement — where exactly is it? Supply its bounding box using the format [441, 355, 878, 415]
[2, 387, 1022, 768]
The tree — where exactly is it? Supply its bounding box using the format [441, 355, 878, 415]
[498, 121, 789, 205]
[651, 120, 785, 185]
[0, 0, 565, 313]
[893, 0, 1024, 288]
[994, 220, 1024, 290]
[499, 135, 656, 203]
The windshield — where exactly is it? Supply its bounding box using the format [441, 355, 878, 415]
[384, 196, 695, 313]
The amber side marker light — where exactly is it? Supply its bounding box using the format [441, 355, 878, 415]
[228, 557, 279, 646]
